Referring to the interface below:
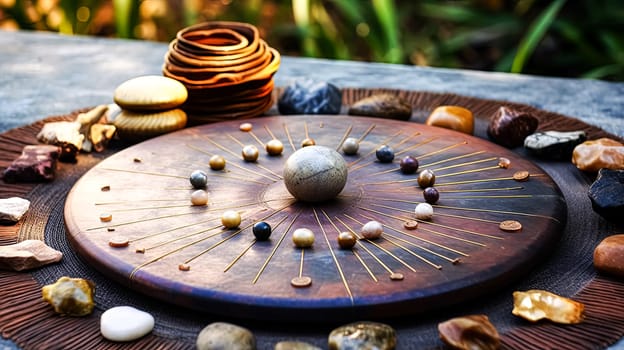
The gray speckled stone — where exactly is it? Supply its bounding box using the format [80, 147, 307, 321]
[524, 130, 587, 160]
[196, 322, 256, 350]
[328, 321, 396, 350]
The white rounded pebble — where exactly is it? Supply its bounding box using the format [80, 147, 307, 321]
[191, 189, 209, 206]
[361, 220, 383, 239]
[100, 306, 154, 342]
[414, 203, 434, 220]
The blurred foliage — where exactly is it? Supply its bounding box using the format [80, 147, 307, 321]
[1, 0, 623, 81]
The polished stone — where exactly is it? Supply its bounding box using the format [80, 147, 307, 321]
[588, 168, 624, 222]
[196, 322, 255, 350]
[524, 130, 587, 160]
[594, 234, 624, 278]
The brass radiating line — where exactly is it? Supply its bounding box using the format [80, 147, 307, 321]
[392, 131, 423, 151]
[99, 167, 186, 179]
[357, 124, 376, 143]
[344, 214, 433, 271]
[264, 124, 277, 140]
[87, 210, 198, 231]
[432, 157, 498, 172]
[435, 212, 500, 224]
[358, 207, 492, 247]
[313, 208, 354, 303]
[362, 204, 503, 240]
[420, 150, 486, 168]
[436, 165, 502, 178]
[248, 130, 266, 148]
[435, 177, 514, 187]
[443, 195, 533, 199]
[223, 215, 289, 273]
[227, 133, 245, 147]
[185, 205, 290, 265]
[354, 211, 472, 256]
[253, 211, 302, 284]
[438, 186, 524, 193]
[394, 135, 434, 156]
[95, 199, 188, 205]
[205, 134, 283, 180]
[143, 224, 223, 251]
[320, 209, 378, 282]
[416, 141, 466, 160]
[434, 204, 561, 222]
[304, 121, 310, 139]
[352, 249, 378, 282]
[369, 166, 402, 177]
[283, 123, 296, 152]
[350, 132, 420, 173]
[336, 124, 353, 151]
[348, 131, 402, 168]
[130, 217, 219, 243]
[298, 249, 305, 278]
[334, 216, 397, 280]
[110, 204, 193, 212]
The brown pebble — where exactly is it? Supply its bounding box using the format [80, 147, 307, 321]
[239, 122, 253, 132]
[135, 248, 145, 254]
[498, 157, 511, 169]
[513, 171, 530, 182]
[499, 220, 522, 232]
[101, 185, 111, 192]
[108, 237, 129, 248]
[179, 263, 191, 271]
[404, 221, 419, 230]
[100, 213, 112, 222]
[425, 106, 474, 135]
[107, 228, 115, 232]
[133, 157, 142, 163]
[487, 106, 538, 148]
[594, 234, 624, 278]
[301, 138, 316, 147]
[390, 273, 404, 281]
[291, 276, 312, 288]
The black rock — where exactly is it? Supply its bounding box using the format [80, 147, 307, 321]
[487, 106, 538, 148]
[277, 79, 342, 115]
[588, 168, 624, 223]
[348, 93, 412, 120]
[524, 130, 587, 160]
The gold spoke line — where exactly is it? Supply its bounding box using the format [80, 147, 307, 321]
[253, 210, 302, 284]
[314, 208, 354, 304]
[432, 157, 498, 172]
[248, 130, 266, 148]
[335, 124, 353, 151]
[348, 131, 402, 168]
[434, 204, 561, 222]
[298, 249, 305, 278]
[435, 177, 514, 187]
[209, 135, 283, 180]
[142, 224, 223, 251]
[357, 123, 377, 143]
[87, 210, 198, 231]
[264, 124, 277, 140]
[130, 217, 220, 243]
[352, 249, 378, 282]
[283, 123, 297, 152]
[442, 195, 533, 199]
[420, 151, 486, 168]
[99, 168, 186, 179]
[394, 135, 432, 156]
[227, 133, 245, 147]
[439, 186, 524, 193]
[436, 166, 502, 178]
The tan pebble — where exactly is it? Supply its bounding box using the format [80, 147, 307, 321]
[361, 220, 383, 239]
[100, 213, 112, 222]
[109, 237, 129, 248]
[101, 185, 110, 192]
[426, 106, 474, 135]
[209, 155, 226, 170]
[179, 264, 191, 271]
[114, 109, 187, 141]
[290, 276, 312, 288]
[241, 145, 259, 162]
[239, 122, 253, 132]
[390, 273, 404, 281]
[499, 220, 522, 232]
[266, 139, 284, 156]
[498, 157, 511, 169]
[114, 75, 188, 110]
[221, 210, 241, 229]
[438, 315, 500, 350]
[191, 190, 209, 206]
[594, 234, 624, 278]
[133, 157, 142, 163]
[292, 228, 315, 248]
[513, 170, 530, 182]
[572, 138, 624, 172]
[135, 248, 145, 254]
[107, 228, 115, 232]
[301, 138, 316, 147]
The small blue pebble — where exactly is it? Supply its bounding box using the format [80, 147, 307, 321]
[190, 170, 208, 189]
[252, 221, 272, 240]
[376, 145, 395, 163]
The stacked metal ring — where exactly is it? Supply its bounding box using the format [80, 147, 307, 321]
[163, 21, 280, 124]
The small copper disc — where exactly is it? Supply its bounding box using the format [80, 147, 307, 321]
[291, 276, 312, 288]
[108, 237, 129, 248]
[239, 122, 253, 132]
[179, 264, 191, 271]
[390, 273, 404, 281]
[99, 213, 112, 222]
[513, 171, 530, 182]
[101, 185, 110, 192]
[135, 248, 145, 254]
[403, 220, 419, 230]
[499, 220, 522, 232]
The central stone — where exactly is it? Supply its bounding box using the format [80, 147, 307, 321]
[283, 145, 348, 202]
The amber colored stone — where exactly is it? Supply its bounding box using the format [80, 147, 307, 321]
[512, 290, 584, 324]
[572, 138, 624, 172]
[425, 106, 474, 135]
[438, 314, 500, 350]
[594, 234, 624, 278]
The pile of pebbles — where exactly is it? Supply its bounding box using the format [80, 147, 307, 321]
[163, 21, 280, 124]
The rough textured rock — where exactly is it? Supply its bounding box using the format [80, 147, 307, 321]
[278, 79, 341, 115]
[425, 105, 474, 135]
[0, 239, 62, 271]
[328, 321, 396, 350]
[487, 106, 538, 148]
[36, 120, 84, 161]
[274, 341, 322, 350]
[283, 146, 347, 202]
[196, 322, 256, 350]
[512, 290, 584, 324]
[594, 234, 624, 278]
[524, 130, 587, 160]
[348, 93, 411, 120]
[438, 315, 500, 350]
[0, 197, 30, 224]
[572, 138, 624, 172]
[1, 145, 60, 183]
[41, 276, 95, 316]
[588, 168, 624, 222]
[100, 306, 155, 342]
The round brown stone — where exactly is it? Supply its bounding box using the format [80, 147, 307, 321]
[404, 220, 419, 230]
[594, 234, 624, 278]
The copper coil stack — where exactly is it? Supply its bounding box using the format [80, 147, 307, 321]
[163, 21, 280, 124]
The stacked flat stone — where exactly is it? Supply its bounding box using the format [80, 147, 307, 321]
[163, 21, 281, 124]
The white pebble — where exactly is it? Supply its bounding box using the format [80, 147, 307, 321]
[292, 228, 315, 248]
[100, 306, 154, 342]
[191, 189, 208, 206]
[342, 137, 359, 155]
[414, 203, 434, 220]
[361, 220, 383, 239]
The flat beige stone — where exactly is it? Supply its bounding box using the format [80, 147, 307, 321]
[0, 239, 62, 271]
[114, 75, 188, 111]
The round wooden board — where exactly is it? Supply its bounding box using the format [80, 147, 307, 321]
[64, 115, 566, 321]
